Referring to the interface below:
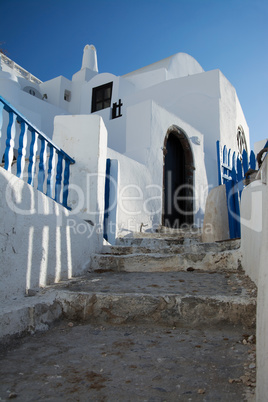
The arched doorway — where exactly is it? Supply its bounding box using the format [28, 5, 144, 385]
[162, 126, 194, 228]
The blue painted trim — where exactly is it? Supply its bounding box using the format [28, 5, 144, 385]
[0, 94, 75, 209]
[242, 149, 249, 174]
[103, 158, 111, 241]
[231, 167, 241, 238]
[4, 111, 16, 171]
[27, 129, 38, 186]
[217, 141, 257, 239]
[236, 158, 243, 199]
[0, 95, 75, 164]
[250, 150, 256, 170]
[16, 121, 28, 178]
[216, 141, 222, 185]
[37, 138, 47, 192]
[0, 101, 4, 143]
[55, 153, 63, 204]
[46, 145, 55, 199]
[62, 159, 71, 208]
[225, 181, 234, 238]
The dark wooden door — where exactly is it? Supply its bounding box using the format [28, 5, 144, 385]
[164, 133, 185, 227]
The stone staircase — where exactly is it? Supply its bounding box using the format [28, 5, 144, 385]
[0, 229, 257, 334]
[0, 229, 257, 401]
[91, 230, 242, 273]
[53, 228, 256, 330]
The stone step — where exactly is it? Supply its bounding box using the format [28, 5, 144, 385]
[156, 225, 202, 236]
[117, 227, 202, 242]
[0, 270, 256, 340]
[52, 270, 256, 329]
[103, 239, 241, 255]
[116, 236, 194, 247]
[0, 290, 63, 340]
[90, 247, 242, 273]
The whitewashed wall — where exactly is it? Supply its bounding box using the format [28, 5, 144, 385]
[240, 155, 268, 401]
[0, 168, 102, 304]
[0, 113, 107, 303]
[124, 100, 208, 226]
[123, 52, 204, 90]
[53, 114, 108, 231]
[79, 73, 134, 153]
[0, 49, 250, 232]
[240, 182, 264, 285]
[0, 70, 67, 139]
[107, 148, 156, 235]
[39, 76, 72, 112]
[219, 71, 250, 152]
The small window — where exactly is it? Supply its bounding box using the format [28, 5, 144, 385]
[23, 86, 42, 99]
[64, 89, 71, 102]
[91, 82, 113, 113]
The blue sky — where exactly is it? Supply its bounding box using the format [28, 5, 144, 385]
[0, 0, 267, 147]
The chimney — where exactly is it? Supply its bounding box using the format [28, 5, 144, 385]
[81, 44, 98, 72]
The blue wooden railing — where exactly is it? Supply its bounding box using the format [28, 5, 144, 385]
[0, 95, 75, 209]
[216, 141, 256, 238]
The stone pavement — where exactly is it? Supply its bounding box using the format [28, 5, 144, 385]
[0, 320, 256, 402]
[0, 231, 257, 401]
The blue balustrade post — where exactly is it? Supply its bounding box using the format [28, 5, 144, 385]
[55, 153, 63, 204]
[232, 151, 236, 172]
[242, 149, 249, 175]
[103, 158, 111, 241]
[216, 141, 222, 185]
[250, 150, 256, 170]
[225, 180, 235, 238]
[231, 167, 241, 238]
[0, 101, 4, 156]
[37, 138, 47, 192]
[16, 120, 28, 178]
[223, 145, 227, 183]
[46, 145, 56, 199]
[236, 157, 244, 199]
[4, 111, 16, 172]
[62, 159, 71, 208]
[228, 149, 231, 170]
[28, 129, 38, 186]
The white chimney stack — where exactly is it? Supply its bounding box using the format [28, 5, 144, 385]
[81, 44, 98, 72]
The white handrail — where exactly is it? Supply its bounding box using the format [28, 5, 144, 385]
[0, 52, 43, 84]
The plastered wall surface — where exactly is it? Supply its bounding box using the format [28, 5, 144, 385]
[0, 47, 250, 232]
[107, 148, 155, 235]
[202, 185, 230, 242]
[0, 168, 102, 304]
[53, 114, 107, 229]
[240, 156, 268, 401]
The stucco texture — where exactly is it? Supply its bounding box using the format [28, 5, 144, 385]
[0, 168, 102, 303]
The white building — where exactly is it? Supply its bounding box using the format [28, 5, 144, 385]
[0, 45, 249, 240]
[3, 47, 268, 401]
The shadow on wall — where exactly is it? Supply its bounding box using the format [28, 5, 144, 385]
[0, 167, 101, 303]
